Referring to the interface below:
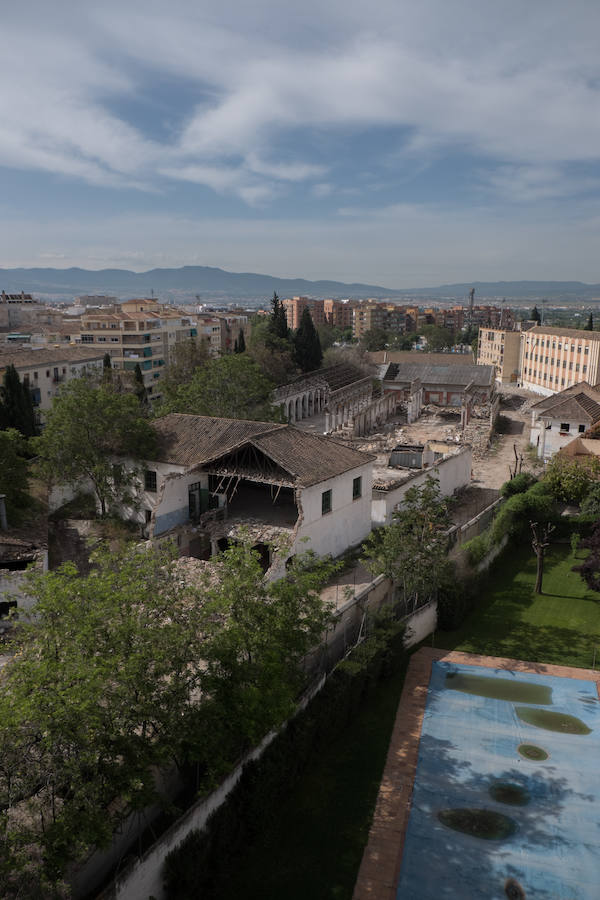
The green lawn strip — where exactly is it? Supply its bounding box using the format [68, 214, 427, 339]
[437, 544, 600, 669]
[215, 662, 409, 900]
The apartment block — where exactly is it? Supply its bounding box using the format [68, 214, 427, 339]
[477, 328, 521, 384]
[519, 326, 600, 395]
[77, 299, 198, 400]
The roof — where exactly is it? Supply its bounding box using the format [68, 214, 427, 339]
[368, 350, 475, 366]
[531, 382, 600, 412]
[0, 346, 105, 369]
[536, 392, 600, 423]
[382, 362, 494, 388]
[151, 414, 374, 486]
[558, 437, 600, 458]
[524, 325, 600, 341]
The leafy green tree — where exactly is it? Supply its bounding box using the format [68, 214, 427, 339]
[0, 429, 31, 523]
[390, 332, 419, 350]
[545, 454, 600, 504]
[34, 378, 156, 516]
[160, 354, 279, 421]
[160, 336, 210, 406]
[363, 476, 451, 609]
[420, 324, 454, 352]
[0, 544, 205, 890]
[585, 311, 594, 331]
[492, 480, 555, 543]
[294, 307, 323, 373]
[360, 327, 389, 351]
[531, 305, 541, 324]
[0, 364, 37, 437]
[500, 472, 537, 498]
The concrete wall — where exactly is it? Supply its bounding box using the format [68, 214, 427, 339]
[531, 417, 589, 460]
[296, 463, 373, 559]
[371, 447, 472, 526]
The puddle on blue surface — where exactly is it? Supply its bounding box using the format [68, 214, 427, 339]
[445, 672, 552, 704]
[438, 807, 518, 840]
[489, 782, 530, 806]
[515, 706, 592, 734]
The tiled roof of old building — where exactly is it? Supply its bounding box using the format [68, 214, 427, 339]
[368, 350, 475, 366]
[530, 381, 600, 412]
[151, 414, 374, 486]
[524, 325, 600, 341]
[382, 362, 494, 387]
[537, 392, 600, 423]
[0, 346, 105, 369]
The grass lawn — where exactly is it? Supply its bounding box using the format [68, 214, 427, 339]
[437, 542, 600, 669]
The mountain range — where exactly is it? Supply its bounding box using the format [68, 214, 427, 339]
[2, 267, 600, 303]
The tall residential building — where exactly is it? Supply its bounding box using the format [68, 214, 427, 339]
[519, 325, 600, 395]
[477, 328, 521, 384]
[77, 299, 198, 400]
[282, 297, 326, 330]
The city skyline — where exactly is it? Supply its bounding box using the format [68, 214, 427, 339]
[2, 1, 600, 286]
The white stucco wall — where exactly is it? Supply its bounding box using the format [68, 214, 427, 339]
[295, 464, 373, 558]
[371, 447, 472, 526]
[531, 418, 589, 460]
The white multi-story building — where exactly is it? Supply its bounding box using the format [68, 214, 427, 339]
[529, 383, 600, 459]
[519, 326, 600, 396]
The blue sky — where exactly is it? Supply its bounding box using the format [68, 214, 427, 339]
[2, 0, 600, 288]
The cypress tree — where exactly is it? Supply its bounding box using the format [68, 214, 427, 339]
[0, 364, 37, 436]
[531, 306, 541, 324]
[585, 312, 594, 331]
[234, 338, 239, 354]
[270, 292, 289, 340]
[133, 363, 148, 408]
[294, 307, 323, 373]
[237, 328, 246, 353]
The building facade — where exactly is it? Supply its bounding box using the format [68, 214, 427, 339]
[477, 328, 521, 384]
[529, 384, 600, 459]
[519, 326, 600, 395]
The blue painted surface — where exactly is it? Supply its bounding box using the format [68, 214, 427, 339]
[154, 506, 189, 535]
[396, 661, 600, 899]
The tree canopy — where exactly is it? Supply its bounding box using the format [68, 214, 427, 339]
[363, 476, 451, 609]
[0, 429, 31, 523]
[294, 307, 323, 373]
[269, 292, 289, 342]
[531, 305, 541, 324]
[159, 336, 210, 406]
[0, 539, 336, 894]
[0, 364, 37, 437]
[159, 354, 279, 421]
[34, 378, 157, 515]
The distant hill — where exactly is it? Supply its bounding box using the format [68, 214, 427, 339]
[0, 266, 401, 301]
[2, 268, 600, 303]
[402, 281, 600, 301]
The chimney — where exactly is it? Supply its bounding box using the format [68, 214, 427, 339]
[0, 495, 7, 531]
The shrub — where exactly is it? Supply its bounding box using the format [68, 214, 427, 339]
[462, 532, 490, 566]
[500, 472, 536, 499]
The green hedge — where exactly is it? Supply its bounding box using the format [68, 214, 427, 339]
[162, 617, 406, 899]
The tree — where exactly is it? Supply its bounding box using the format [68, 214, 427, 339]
[269, 292, 289, 342]
[133, 363, 148, 408]
[360, 327, 389, 351]
[0, 543, 206, 891]
[573, 524, 600, 591]
[294, 307, 323, 373]
[0, 429, 31, 523]
[585, 311, 594, 331]
[160, 354, 279, 421]
[545, 455, 600, 504]
[531, 305, 541, 324]
[530, 520, 556, 593]
[363, 476, 451, 610]
[0, 364, 37, 437]
[492, 480, 556, 543]
[237, 328, 246, 353]
[420, 325, 454, 352]
[34, 378, 157, 516]
[160, 337, 210, 407]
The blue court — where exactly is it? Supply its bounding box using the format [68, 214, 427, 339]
[396, 661, 600, 899]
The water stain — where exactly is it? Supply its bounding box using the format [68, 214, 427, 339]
[437, 808, 518, 840]
[518, 743, 549, 761]
[505, 877, 526, 899]
[515, 706, 592, 734]
[489, 782, 530, 806]
[445, 672, 552, 704]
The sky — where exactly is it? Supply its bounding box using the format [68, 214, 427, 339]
[2, 0, 600, 288]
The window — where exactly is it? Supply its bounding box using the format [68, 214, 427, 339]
[352, 476, 362, 500]
[144, 470, 157, 492]
[560, 423, 570, 432]
[46, 370, 50, 377]
[579, 424, 586, 433]
[321, 489, 332, 515]
[33, 371, 38, 379]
